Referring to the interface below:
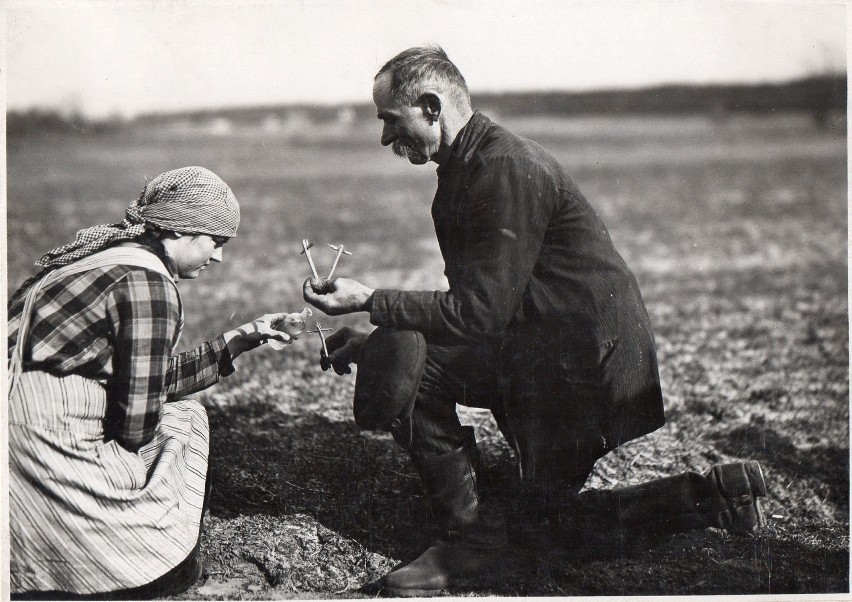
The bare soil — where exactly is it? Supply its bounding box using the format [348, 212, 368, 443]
[7, 113, 848, 597]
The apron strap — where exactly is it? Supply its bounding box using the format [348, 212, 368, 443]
[8, 247, 177, 395]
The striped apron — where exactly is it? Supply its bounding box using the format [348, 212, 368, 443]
[9, 248, 210, 594]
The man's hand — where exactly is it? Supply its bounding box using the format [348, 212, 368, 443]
[320, 326, 369, 374]
[303, 277, 375, 316]
[223, 313, 295, 360]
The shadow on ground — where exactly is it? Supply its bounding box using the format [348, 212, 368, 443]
[714, 421, 849, 518]
[206, 401, 427, 563]
[199, 401, 848, 597]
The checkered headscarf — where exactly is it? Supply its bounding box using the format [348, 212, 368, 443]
[36, 166, 240, 269]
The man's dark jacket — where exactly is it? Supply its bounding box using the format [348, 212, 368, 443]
[370, 112, 664, 478]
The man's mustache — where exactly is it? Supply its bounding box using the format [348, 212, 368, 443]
[392, 141, 420, 160]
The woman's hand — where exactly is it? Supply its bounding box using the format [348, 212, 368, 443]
[223, 312, 299, 360]
[303, 277, 375, 316]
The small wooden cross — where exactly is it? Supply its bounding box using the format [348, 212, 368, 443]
[307, 321, 333, 357]
[325, 243, 353, 279]
[300, 238, 320, 279]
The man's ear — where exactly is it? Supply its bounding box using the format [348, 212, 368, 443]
[419, 93, 442, 123]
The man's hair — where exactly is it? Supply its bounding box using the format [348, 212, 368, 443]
[376, 45, 471, 110]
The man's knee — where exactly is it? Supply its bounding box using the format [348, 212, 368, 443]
[353, 327, 428, 449]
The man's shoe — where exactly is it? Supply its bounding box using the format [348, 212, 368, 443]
[380, 520, 507, 597]
[706, 460, 767, 535]
[380, 429, 507, 596]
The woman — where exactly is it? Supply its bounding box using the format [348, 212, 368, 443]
[8, 166, 295, 598]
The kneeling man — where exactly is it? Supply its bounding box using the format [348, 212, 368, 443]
[304, 45, 766, 596]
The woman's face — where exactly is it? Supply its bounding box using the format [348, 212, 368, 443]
[165, 233, 227, 279]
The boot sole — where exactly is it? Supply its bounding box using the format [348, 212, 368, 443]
[744, 461, 767, 497]
[381, 572, 508, 598]
[377, 550, 524, 597]
[728, 461, 767, 535]
[381, 585, 444, 598]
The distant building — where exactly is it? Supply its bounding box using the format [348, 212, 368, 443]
[207, 117, 233, 135]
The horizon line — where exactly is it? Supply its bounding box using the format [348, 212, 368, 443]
[8, 71, 846, 122]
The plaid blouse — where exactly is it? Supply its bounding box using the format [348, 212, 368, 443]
[8, 261, 234, 451]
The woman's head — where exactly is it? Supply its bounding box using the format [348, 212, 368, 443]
[36, 166, 240, 271]
[129, 166, 240, 239]
[130, 167, 240, 279]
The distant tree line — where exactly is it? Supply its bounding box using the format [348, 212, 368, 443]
[7, 108, 119, 137]
[131, 104, 348, 129]
[8, 74, 846, 137]
[473, 75, 846, 118]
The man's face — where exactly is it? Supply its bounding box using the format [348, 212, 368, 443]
[372, 72, 440, 165]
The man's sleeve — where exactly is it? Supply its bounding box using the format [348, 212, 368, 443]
[370, 155, 554, 344]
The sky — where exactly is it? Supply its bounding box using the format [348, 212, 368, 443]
[4, 0, 848, 119]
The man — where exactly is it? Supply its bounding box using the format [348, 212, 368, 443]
[304, 46, 766, 596]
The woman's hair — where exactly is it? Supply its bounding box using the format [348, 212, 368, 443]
[133, 227, 171, 264]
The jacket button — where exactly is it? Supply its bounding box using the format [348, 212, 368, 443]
[390, 418, 401, 429]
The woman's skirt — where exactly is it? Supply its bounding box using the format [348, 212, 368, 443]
[9, 370, 210, 594]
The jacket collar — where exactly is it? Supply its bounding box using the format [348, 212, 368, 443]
[436, 111, 492, 177]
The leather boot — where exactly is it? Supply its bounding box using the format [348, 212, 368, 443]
[552, 461, 767, 546]
[705, 460, 767, 535]
[380, 433, 508, 597]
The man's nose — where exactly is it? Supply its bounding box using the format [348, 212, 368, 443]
[211, 247, 224, 262]
[380, 123, 395, 146]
